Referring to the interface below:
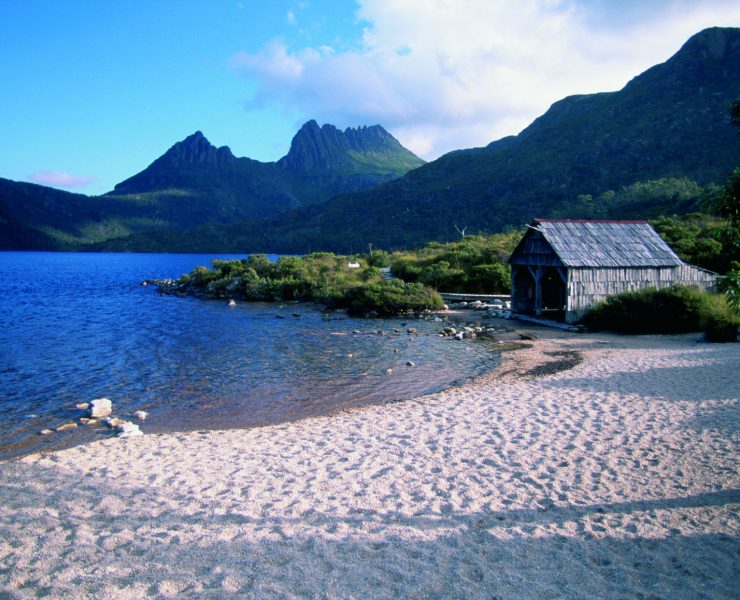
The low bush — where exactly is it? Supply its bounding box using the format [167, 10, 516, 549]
[172, 254, 444, 316]
[582, 285, 738, 342]
[343, 280, 444, 316]
[701, 294, 740, 342]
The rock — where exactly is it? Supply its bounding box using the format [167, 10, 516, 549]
[39, 429, 55, 436]
[134, 410, 148, 421]
[116, 421, 143, 438]
[386, 368, 393, 374]
[228, 299, 237, 307]
[518, 331, 539, 341]
[102, 417, 124, 428]
[55, 422, 77, 432]
[442, 304, 449, 311]
[89, 398, 113, 418]
[454, 332, 464, 340]
[79, 417, 97, 425]
[406, 361, 416, 367]
[407, 328, 417, 335]
[76, 402, 90, 410]
[394, 348, 400, 353]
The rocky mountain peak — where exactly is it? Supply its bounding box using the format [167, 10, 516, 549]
[278, 120, 418, 172]
[160, 131, 236, 167]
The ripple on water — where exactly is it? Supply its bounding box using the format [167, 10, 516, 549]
[0, 252, 502, 460]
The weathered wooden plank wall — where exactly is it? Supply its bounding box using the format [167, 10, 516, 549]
[564, 265, 717, 322]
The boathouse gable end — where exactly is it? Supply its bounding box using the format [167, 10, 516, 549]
[509, 219, 717, 323]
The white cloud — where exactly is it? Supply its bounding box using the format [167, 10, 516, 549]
[28, 171, 96, 189]
[231, 0, 740, 159]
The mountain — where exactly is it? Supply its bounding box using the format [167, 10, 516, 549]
[3, 27, 739, 253]
[0, 122, 424, 249]
[151, 26, 737, 253]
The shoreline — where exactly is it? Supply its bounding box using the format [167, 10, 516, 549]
[1, 329, 738, 598]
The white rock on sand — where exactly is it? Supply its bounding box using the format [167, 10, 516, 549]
[0, 333, 738, 599]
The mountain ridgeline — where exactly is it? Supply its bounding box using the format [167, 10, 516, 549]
[0, 122, 424, 249]
[193, 26, 739, 253]
[1, 26, 739, 253]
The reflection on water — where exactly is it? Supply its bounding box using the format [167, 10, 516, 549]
[0, 252, 501, 460]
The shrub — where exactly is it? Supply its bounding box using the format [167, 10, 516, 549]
[718, 268, 740, 313]
[344, 280, 444, 316]
[701, 293, 740, 342]
[581, 285, 734, 337]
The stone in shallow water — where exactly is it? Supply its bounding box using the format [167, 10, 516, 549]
[116, 421, 143, 438]
[89, 398, 112, 418]
[55, 422, 77, 432]
[133, 410, 148, 421]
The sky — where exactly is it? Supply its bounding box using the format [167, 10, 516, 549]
[1, 0, 739, 196]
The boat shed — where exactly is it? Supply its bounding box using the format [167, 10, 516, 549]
[509, 219, 717, 323]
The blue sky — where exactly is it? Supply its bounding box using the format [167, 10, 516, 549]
[1, 0, 738, 196]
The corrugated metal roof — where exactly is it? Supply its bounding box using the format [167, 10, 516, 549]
[528, 219, 683, 268]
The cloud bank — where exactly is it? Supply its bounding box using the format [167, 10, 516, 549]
[232, 0, 740, 159]
[29, 171, 96, 189]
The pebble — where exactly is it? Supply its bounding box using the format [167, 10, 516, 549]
[55, 422, 77, 432]
[75, 403, 90, 410]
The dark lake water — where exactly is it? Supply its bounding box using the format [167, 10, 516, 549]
[0, 252, 502, 460]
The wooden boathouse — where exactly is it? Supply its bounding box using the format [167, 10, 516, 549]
[509, 219, 717, 323]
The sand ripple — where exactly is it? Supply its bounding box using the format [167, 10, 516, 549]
[1, 334, 738, 598]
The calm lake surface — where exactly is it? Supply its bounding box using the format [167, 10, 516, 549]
[0, 252, 502, 460]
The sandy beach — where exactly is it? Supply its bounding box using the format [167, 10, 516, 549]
[0, 330, 738, 599]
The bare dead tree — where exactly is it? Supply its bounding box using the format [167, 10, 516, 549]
[454, 224, 467, 239]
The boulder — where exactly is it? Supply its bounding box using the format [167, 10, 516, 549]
[116, 421, 143, 438]
[89, 398, 113, 418]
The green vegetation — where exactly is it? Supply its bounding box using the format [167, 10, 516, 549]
[582, 286, 739, 342]
[650, 212, 736, 273]
[172, 253, 444, 316]
[389, 232, 521, 293]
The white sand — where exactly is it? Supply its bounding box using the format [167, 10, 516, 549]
[0, 333, 738, 599]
